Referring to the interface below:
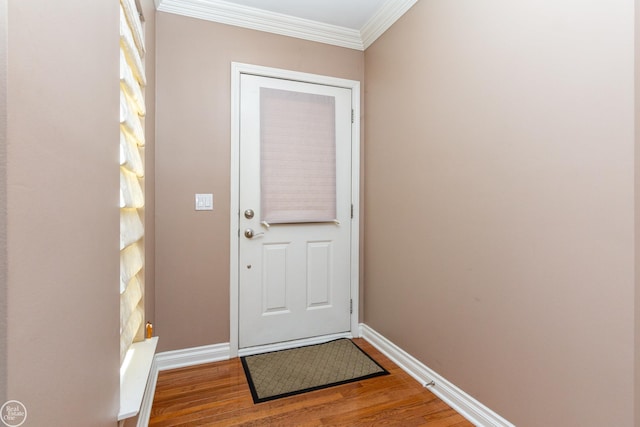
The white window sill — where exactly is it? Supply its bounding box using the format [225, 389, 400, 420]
[119, 337, 159, 421]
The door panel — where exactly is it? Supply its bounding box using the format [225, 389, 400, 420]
[238, 74, 352, 349]
[307, 241, 332, 308]
[262, 243, 289, 313]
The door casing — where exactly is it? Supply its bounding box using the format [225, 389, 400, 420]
[229, 62, 361, 357]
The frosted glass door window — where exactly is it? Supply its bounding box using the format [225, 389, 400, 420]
[260, 88, 337, 224]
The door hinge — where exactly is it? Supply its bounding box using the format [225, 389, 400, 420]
[350, 299, 353, 314]
[351, 109, 354, 124]
[351, 204, 354, 219]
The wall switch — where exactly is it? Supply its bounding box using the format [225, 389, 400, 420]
[195, 193, 213, 211]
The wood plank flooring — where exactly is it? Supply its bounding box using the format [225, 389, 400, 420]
[150, 338, 473, 426]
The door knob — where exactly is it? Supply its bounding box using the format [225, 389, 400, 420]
[244, 209, 255, 219]
[244, 228, 264, 239]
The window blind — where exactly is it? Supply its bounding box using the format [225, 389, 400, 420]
[260, 88, 337, 224]
[119, 0, 146, 366]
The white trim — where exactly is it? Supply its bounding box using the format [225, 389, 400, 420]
[156, 0, 363, 50]
[230, 62, 361, 357]
[360, 324, 515, 427]
[360, 0, 419, 49]
[118, 337, 159, 421]
[155, 342, 231, 371]
[229, 62, 241, 358]
[349, 79, 361, 340]
[155, 0, 417, 51]
[136, 358, 159, 427]
[238, 332, 352, 357]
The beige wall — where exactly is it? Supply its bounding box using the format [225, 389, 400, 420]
[0, 0, 6, 406]
[5, 0, 128, 424]
[634, 0, 640, 424]
[364, 1, 634, 426]
[3, 1, 635, 424]
[155, 12, 364, 351]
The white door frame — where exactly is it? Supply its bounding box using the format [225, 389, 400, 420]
[229, 62, 361, 357]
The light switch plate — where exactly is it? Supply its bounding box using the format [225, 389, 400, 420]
[195, 193, 213, 211]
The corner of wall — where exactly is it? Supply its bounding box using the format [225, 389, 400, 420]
[635, 1, 640, 424]
[0, 0, 7, 406]
[140, 0, 157, 328]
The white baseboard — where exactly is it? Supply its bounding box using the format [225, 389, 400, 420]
[359, 324, 514, 427]
[155, 342, 231, 371]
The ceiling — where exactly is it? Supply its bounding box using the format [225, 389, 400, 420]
[219, 0, 389, 30]
[155, 0, 419, 50]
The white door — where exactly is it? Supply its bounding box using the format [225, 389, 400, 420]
[238, 73, 353, 349]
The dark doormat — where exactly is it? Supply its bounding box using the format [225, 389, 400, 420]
[241, 338, 389, 403]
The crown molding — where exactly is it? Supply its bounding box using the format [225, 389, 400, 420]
[361, 0, 418, 49]
[156, 0, 363, 50]
[155, 0, 419, 51]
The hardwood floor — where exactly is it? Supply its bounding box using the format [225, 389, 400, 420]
[150, 338, 473, 426]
